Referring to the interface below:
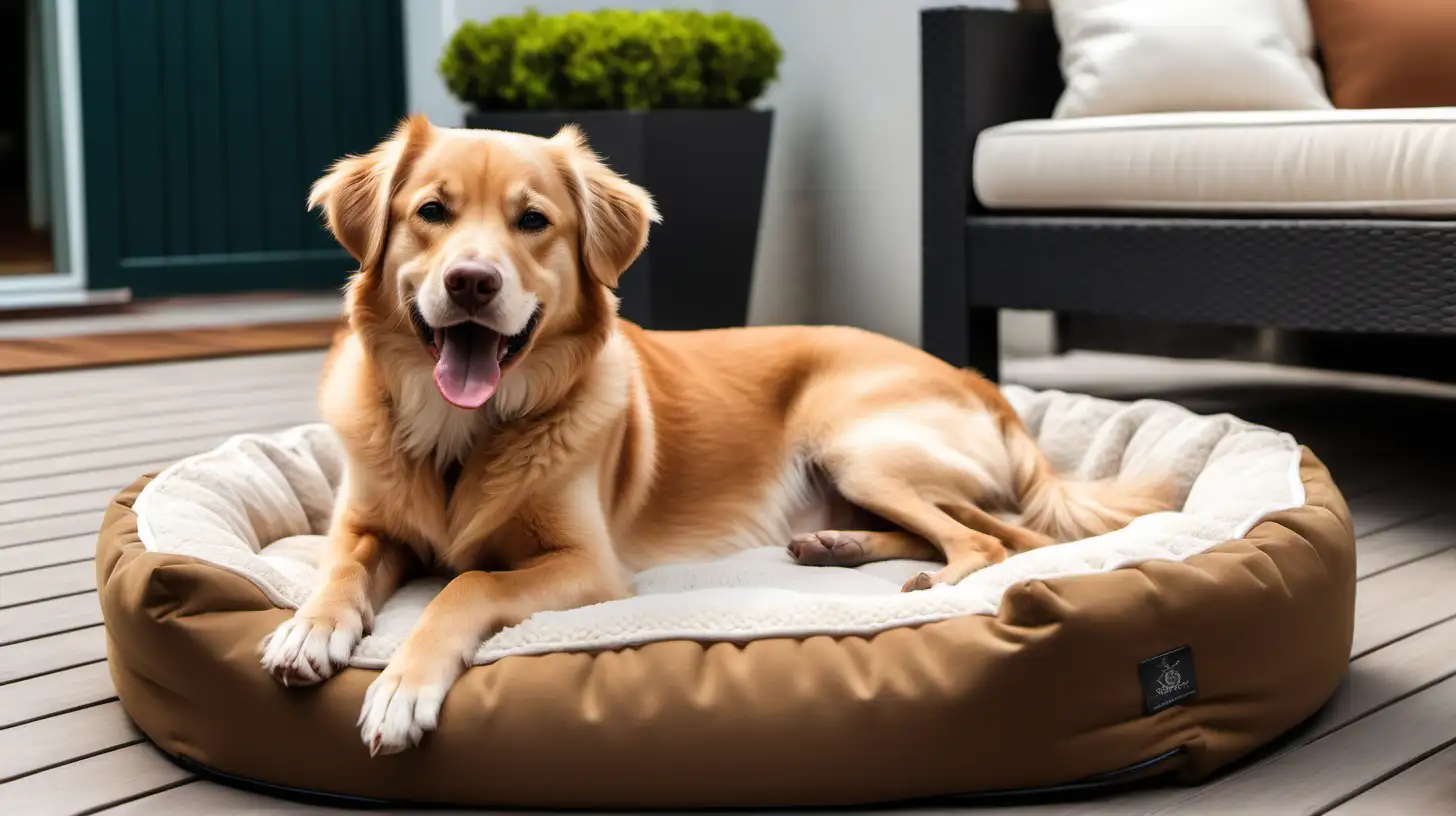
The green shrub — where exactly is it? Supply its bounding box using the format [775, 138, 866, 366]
[439, 9, 783, 111]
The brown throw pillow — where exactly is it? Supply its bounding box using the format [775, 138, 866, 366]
[1309, 0, 1456, 108]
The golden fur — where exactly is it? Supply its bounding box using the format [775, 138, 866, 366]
[260, 116, 1174, 755]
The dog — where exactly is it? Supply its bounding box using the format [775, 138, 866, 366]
[259, 115, 1174, 756]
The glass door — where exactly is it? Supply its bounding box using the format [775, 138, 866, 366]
[0, 0, 55, 277]
[0, 0, 92, 307]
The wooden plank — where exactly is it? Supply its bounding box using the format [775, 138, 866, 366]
[1328, 741, 1456, 815]
[1150, 674, 1456, 813]
[0, 743, 191, 815]
[1345, 481, 1446, 539]
[0, 537, 93, 575]
[1356, 512, 1456, 580]
[0, 662, 115, 728]
[1317, 615, 1456, 741]
[0, 490, 117, 526]
[7, 459, 222, 504]
[0, 626, 107, 684]
[1352, 547, 1456, 658]
[4, 464, 174, 505]
[0, 382, 322, 438]
[0, 510, 106, 548]
[0, 394, 318, 453]
[5, 353, 1451, 811]
[0, 562, 94, 608]
[1317, 445, 1438, 502]
[0, 406, 315, 471]
[0, 321, 338, 378]
[1321, 460, 1403, 502]
[1007, 605, 1456, 815]
[0, 299, 338, 343]
[0, 351, 324, 406]
[97, 780, 336, 814]
[0, 369, 317, 424]
[0, 593, 102, 646]
[0, 702, 142, 783]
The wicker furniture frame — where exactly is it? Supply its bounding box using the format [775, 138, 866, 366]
[921, 6, 1456, 382]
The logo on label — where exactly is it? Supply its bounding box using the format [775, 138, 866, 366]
[1139, 646, 1198, 714]
[1155, 657, 1189, 695]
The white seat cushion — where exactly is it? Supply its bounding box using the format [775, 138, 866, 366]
[974, 108, 1456, 217]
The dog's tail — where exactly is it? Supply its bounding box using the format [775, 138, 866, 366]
[1003, 420, 1175, 542]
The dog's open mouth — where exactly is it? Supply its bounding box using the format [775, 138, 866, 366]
[409, 302, 542, 409]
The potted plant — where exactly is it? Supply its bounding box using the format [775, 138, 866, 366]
[439, 9, 782, 330]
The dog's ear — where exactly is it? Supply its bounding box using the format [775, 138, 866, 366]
[308, 114, 432, 272]
[553, 125, 660, 289]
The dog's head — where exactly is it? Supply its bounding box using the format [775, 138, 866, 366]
[309, 115, 658, 410]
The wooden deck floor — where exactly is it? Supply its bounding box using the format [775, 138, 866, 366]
[2, 350, 1455, 814]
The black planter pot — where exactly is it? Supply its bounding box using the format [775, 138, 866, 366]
[463, 109, 772, 331]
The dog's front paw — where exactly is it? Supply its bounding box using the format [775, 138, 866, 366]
[260, 613, 362, 686]
[358, 669, 450, 757]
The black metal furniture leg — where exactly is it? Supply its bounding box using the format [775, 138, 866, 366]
[966, 306, 1001, 382]
[921, 7, 1057, 382]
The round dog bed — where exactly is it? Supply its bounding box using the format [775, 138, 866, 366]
[97, 386, 1353, 809]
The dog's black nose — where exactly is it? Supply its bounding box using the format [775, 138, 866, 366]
[443, 262, 502, 314]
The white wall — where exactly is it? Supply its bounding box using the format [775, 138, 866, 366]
[402, 0, 1035, 348]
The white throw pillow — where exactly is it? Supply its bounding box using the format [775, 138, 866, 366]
[1049, 0, 1332, 118]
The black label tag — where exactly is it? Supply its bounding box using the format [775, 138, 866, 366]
[1139, 645, 1198, 714]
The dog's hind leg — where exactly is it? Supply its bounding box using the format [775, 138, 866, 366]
[819, 469, 1011, 592]
[804, 406, 1037, 591]
[788, 529, 939, 566]
[943, 502, 1056, 553]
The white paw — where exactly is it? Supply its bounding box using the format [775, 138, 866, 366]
[358, 671, 448, 757]
[259, 613, 362, 686]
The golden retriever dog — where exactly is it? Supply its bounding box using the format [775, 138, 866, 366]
[259, 115, 1173, 756]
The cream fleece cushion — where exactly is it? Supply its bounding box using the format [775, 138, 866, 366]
[132, 386, 1303, 668]
[1049, 0, 1332, 119]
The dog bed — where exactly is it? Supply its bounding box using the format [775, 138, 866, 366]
[97, 386, 1354, 809]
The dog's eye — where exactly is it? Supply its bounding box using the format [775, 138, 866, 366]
[417, 201, 448, 224]
[517, 209, 550, 232]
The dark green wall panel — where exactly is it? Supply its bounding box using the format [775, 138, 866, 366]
[220, 0, 266, 254]
[257, 0, 303, 254]
[116, 0, 165, 259]
[296, 1, 340, 252]
[184, 0, 229, 256]
[158, 3, 193, 257]
[78, 0, 119, 290]
[78, 0, 405, 296]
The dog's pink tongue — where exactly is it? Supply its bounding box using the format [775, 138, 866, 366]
[433, 325, 502, 409]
